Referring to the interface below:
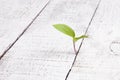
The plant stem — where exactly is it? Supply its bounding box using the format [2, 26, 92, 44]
[73, 40, 77, 54]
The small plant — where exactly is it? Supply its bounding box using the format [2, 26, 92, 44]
[53, 24, 88, 55]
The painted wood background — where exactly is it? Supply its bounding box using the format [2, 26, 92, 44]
[0, 0, 120, 80]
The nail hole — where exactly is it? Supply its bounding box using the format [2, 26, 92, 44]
[110, 41, 120, 55]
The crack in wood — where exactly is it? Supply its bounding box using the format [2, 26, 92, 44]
[65, 0, 102, 80]
[0, 0, 51, 60]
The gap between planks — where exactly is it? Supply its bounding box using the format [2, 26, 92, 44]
[65, 0, 102, 80]
[0, 0, 51, 60]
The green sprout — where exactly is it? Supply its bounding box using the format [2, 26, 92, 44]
[53, 24, 88, 55]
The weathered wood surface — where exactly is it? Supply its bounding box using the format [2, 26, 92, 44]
[0, 0, 50, 56]
[0, 0, 99, 80]
[67, 0, 120, 80]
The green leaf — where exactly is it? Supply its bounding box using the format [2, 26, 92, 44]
[73, 35, 88, 42]
[53, 24, 75, 38]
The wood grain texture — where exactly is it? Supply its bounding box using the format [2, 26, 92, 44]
[67, 0, 120, 80]
[0, 0, 99, 80]
[0, 0, 49, 56]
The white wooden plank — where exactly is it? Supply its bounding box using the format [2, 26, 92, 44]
[0, 0, 49, 56]
[0, 0, 99, 80]
[67, 0, 120, 80]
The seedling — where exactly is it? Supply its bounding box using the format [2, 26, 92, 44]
[53, 24, 88, 55]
